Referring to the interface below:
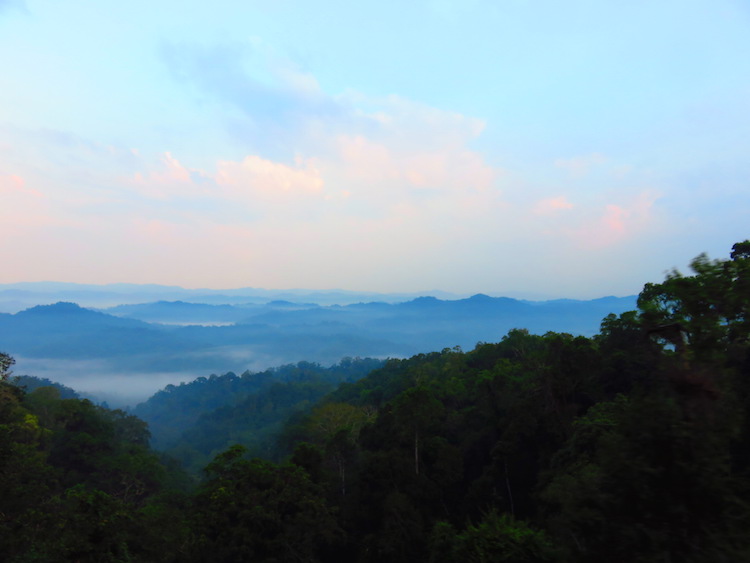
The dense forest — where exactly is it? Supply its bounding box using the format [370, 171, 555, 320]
[2, 241, 750, 562]
[132, 357, 385, 473]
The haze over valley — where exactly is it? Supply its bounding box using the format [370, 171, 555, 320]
[0, 283, 636, 405]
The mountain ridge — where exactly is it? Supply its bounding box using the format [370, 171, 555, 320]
[0, 293, 638, 405]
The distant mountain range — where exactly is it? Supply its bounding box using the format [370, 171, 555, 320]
[0, 286, 638, 405]
[0, 282, 464, 312]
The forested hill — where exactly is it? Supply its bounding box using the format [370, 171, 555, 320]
[132, 357, 385, 472]
[2, 241, 750, 562]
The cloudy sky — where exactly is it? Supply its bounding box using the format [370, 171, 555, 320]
[1, 0, 749, 299]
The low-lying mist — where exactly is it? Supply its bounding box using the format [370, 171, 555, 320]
[12, 350, 294, 408]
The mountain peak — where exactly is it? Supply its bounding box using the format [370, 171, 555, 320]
[21, 301, 88, 315]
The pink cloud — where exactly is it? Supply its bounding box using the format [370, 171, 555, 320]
[120, 96, 502, 228]
[216, 154, 324, 200]
[331, 134, 495, 195]
[533, 196, 574, 215]
[0, 173, 43, 198]
[602, 204, 627, 234]
[0, 174, 60, 237]
[128, 151, 327, 210]
[332, 135, 398, 185]
[571, 190, 660, 248]
[131, 152, 211, 200]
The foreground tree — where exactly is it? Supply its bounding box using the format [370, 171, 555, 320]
[638, 240, 750, 362]
[189, 445, 342, 562]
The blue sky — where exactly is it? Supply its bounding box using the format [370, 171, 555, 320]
[1, 0, 749, 298]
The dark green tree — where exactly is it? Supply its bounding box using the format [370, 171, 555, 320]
[189, 445, 342, 562]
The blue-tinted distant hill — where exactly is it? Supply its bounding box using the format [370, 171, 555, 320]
[1, 295, 638, 359]
[0, 302, 196, 358]
[104, 299, 323, 325]
[0, 293, 637, 405]
[0, 282, 460, 312]
[106, 301, 257, 325]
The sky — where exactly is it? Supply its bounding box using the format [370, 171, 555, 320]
[1, 0, 749, 299]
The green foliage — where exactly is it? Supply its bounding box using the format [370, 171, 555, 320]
[0, 351, 14, 381]
[189, 445, 342, 562]
[430, 512, 558, 563]
[178, 377, 334, 468]
[135, 358, 384, 470]
[12, 375, 79, 398]
[0, 362, 189, 562]
[542, 386, 746, 561]
[637, 241, 750, 362]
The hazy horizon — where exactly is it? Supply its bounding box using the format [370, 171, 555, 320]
[0, 279, 639, 301]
